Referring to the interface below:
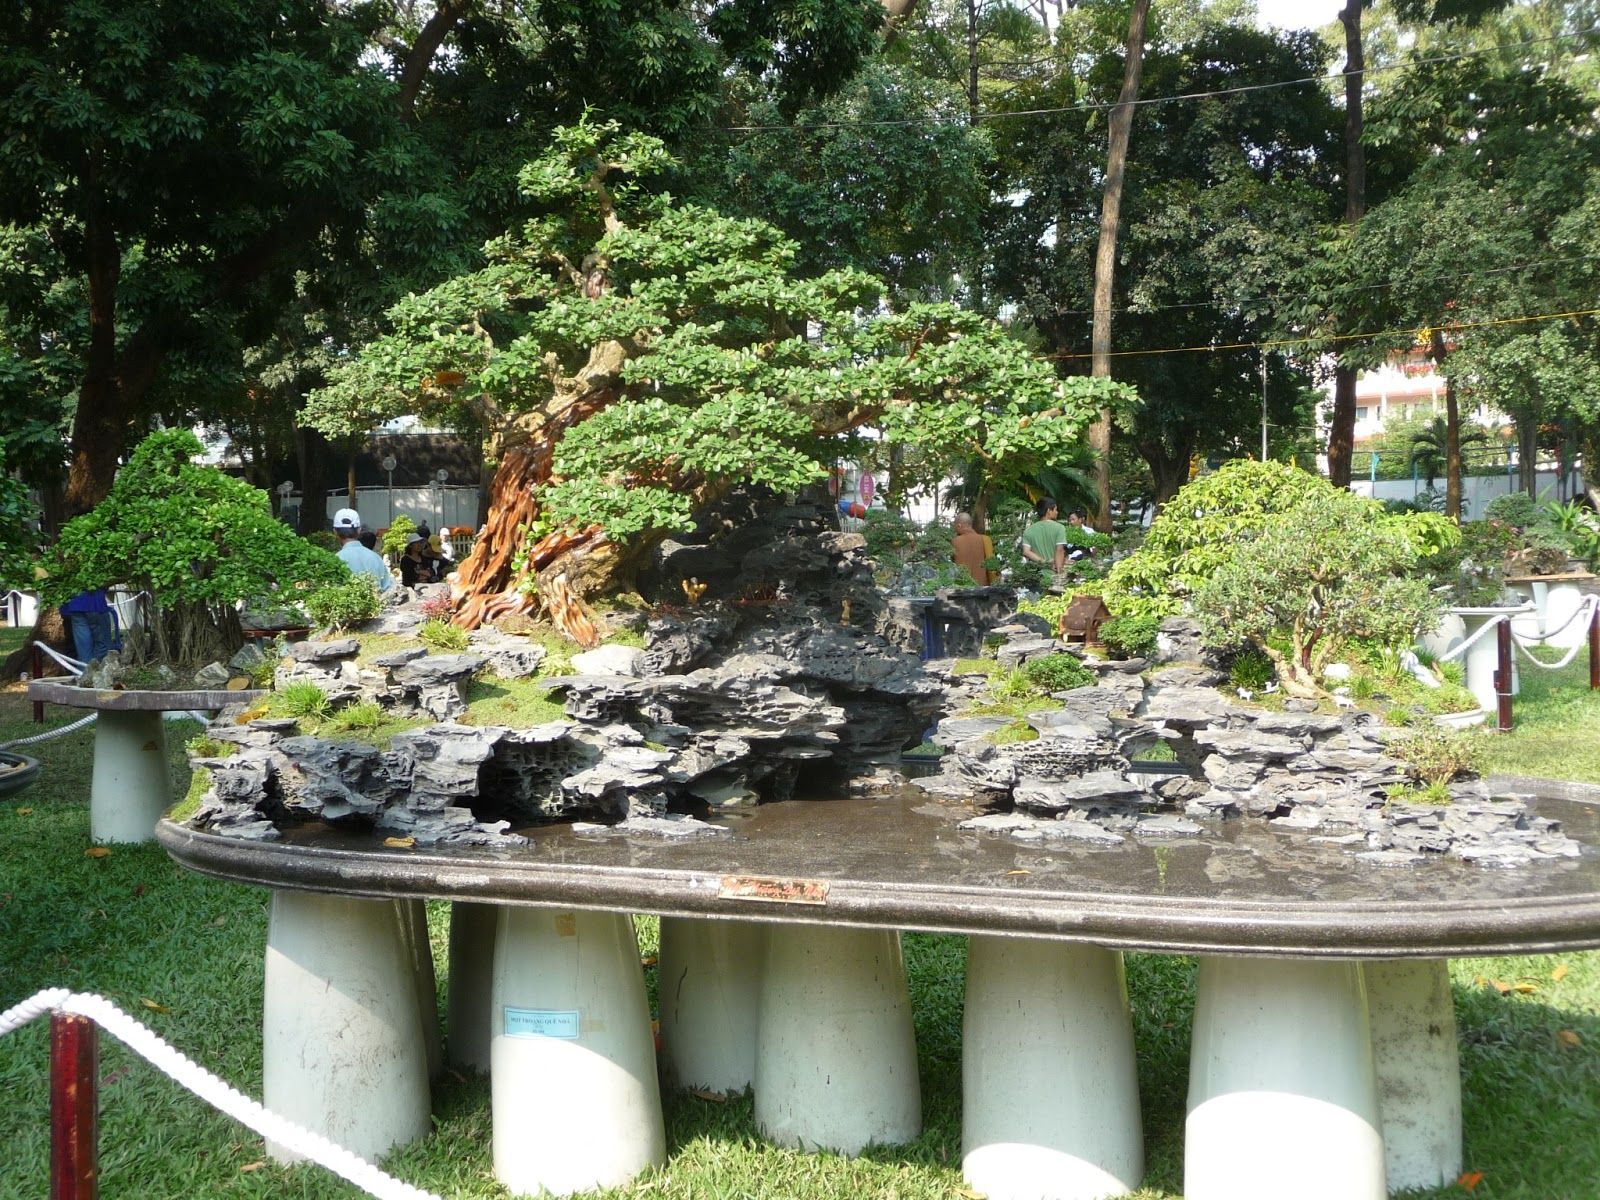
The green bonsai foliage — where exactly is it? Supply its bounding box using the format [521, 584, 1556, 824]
[1023, 653, 1095, 693]
[42, 430, 345, 663]
[381, 515, 418, 559]
[1195, 487, 1439, 699]
[1104, 461, 1335, 619]
[1098, 614, 1160, 661]
[1388, 724, 1483, 792]
[303, 576, 382, 631]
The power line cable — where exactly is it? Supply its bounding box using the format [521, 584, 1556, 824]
[1049, 250, 1600, 319]
[1042, 306, 1600, 360]
[711, 25, 1600, 133]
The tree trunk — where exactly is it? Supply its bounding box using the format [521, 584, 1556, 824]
[1087, 0, 1150, 534]
[1145, 450, 1191, 511]
[65, 192, 126, 515]
[1327, 1, 1367, 491]
[295, 423, 334, 535]
[1517, 415, 1538, 496]
[1580, 427, 1600, 511]
[965, 0, 980, 125]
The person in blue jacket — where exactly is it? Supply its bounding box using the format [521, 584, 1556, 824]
[59, 589, 117, 664]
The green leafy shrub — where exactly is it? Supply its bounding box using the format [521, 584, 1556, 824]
[1541, 500, 1600, 568]
[41, 430, 346, 663]
[419, 618, 469, 652]
[1023, 653, 1095, 693]
[1421, 682, 1478, 714]
[1016, 593, 1072, 628]
[1103, 461, 1336, 619]
[1196, 486, 1438, 697]
[1098, 614, 1159, 660]
[185, 734, 233, 759]
[1388, 724, 1482, 788]
[1227, 647, 1276, 691]
[381, 514, 418, 559]
[1384, 705, 1415, 727]
[272, 681, 331, 722]
[304, 576, 381, 631]
[1484, 492, 1540, 528]
[304, 530, 340, 554]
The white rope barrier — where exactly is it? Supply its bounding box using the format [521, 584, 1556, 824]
[0, 989, 441, 1200]
[1432, 609, 1520, 663]
[0, 712, 97, 750]
[33, 642, 85, 675]
[1514, 634, 1590, 671]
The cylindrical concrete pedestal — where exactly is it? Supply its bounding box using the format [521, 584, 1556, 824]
[263, 891, 432, 1163]
[1186, 956, 1383, 1200]
[446, 901, 498, 1074]
[755, 924, 920, 1153]
[91, 709, 170, 843]
[396, 899, 443, 1081]
[963, 937, 1143, 1200]
[1364, 959, 1462, 1192]
[491, 908, 664, 1197]
[659, 917, 763, 1093]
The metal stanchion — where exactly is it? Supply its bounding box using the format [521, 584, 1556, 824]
[32, 643, 45, 724]
[51, 1011, 98, 1200]
[1494, 619, 1514, 732]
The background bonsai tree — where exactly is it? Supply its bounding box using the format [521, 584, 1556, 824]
[1195, 486, 1439, 699]
[307, 116, 1129, 639]
[42, 430, 346, 665]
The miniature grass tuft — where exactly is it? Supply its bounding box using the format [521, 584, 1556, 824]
[461, 674, 568, 726]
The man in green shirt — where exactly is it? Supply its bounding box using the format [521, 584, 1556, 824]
[1021, 497, 1068, 573]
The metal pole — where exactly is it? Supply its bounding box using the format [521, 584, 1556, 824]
[32, 642, 45, 723]
[1494, 619, 1514, 732]
[51, 1011, 98, 1200]
[1589, 604, 1598, 691]
[1260, 350, 1269, 461]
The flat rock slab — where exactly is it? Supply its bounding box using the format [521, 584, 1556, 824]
[29, 680, 268, 711]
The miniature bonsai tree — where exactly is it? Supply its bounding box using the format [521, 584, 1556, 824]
[1195, 486, 1439, 698]
[307, 116, 1129, 639]
[43, 430, 346, 665]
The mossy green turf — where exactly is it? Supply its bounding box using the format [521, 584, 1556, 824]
[3, 687, 1599, 1198]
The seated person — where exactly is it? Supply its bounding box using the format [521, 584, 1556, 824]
[399, 534, 436, 587]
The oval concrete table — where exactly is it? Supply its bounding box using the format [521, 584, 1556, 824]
[29, 680, 265, 843]
[159, 780, 1600, 1200]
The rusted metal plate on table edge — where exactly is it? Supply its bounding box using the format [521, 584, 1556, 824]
[718, 874, 830, 905]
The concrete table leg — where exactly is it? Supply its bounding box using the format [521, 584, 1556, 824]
[1186, 956, 1384, 1200]
[658, 917, 763, 1093]
[755, 925, 921, 1153]
[491, 908, 664, 1197]
[263, 891, 432, 1163]
[962, 937, 1143, 1200]
[1364, 959, 1462, 1191]
[446, 901, 497, 1074]
[396, 899, 443, 1081]
[90, 709, 170, 843]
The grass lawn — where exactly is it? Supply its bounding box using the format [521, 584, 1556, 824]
[1481, 652, 1600, 783]
[2, 682, 1599, 1199]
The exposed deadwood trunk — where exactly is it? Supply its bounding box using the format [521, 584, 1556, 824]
[1088, 0, 1150, 534]
[1328, 2, 1367, 490]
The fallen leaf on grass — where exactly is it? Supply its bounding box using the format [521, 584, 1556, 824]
[140, 998, 169, 1013]
[84, 847, 111, 859]
[1513, 982, 1537, 994]
[1489, 979, 1511, 994]
[1004, 869, 1030, 876]
[382, 836, 416, 849]
[132, 884, 145, 898]
[639, 954, 658, 967]
[1551, 963, 1570, 982]
[212, 915, 227, 927]
[955, 1188, 988, 1199]
[1557, 1030, 1582, 1048]
[239, 1161, 266, 1173]
[16, 807, 32, 815]
[1456, 1169, 1484, 1191]
[688, 1088, 727, 1102]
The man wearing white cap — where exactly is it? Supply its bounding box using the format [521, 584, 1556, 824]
[331, 508, 394, 593]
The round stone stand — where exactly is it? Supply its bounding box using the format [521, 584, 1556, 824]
[158, 781, 1600, 1198]
[29, 681, 266, 843]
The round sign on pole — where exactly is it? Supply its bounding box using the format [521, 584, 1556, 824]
[858, 474, 875, 504]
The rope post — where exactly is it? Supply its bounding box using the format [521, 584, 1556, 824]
[1590, 603, 1599, 691]
[32, 643, 45, 724]
[1494, 619, 1514, 732]
[51, 1011, 99, 1200]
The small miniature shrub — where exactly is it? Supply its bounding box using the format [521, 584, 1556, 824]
[185, 734, 233, 759]
[382, 514, 418, 559]
[1384, 705, 1415, 727]
[1385, 780, 1453, 806]
[418, 591, 455, 621]
[1388, 724, 1482, 788]
[1420, 682, 1478, 715]
[1228, 648, 1275, 691]
[304, 576, 381, 631]
[1348, 673, 1377, 701]
[1023, 653, 1095, 693]
[1437, 660, 1465, 687]
[326, 700, 385, 732]
[1484, 492, 1539, 528]
[986, 719, 1039, 745]
[419, 618, 469, 652]
[1098, 614, 1159, 660]
[272, 681, 331, 722]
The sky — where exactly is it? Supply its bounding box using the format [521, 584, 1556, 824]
[1254, 0, 1347, 30]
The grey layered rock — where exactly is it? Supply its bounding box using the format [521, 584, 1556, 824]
[1014, 770, 1148, 814]
[571, 644, 644, 677]
[193, 661, 232, 689]
[931, 716, 1015, 747]
[387, 653, 486, 721]
[466, 629, 547, 679]
[289, 639, 360, 663]
[996, 636, 1061, 670]
[228, 642, 268, 672]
